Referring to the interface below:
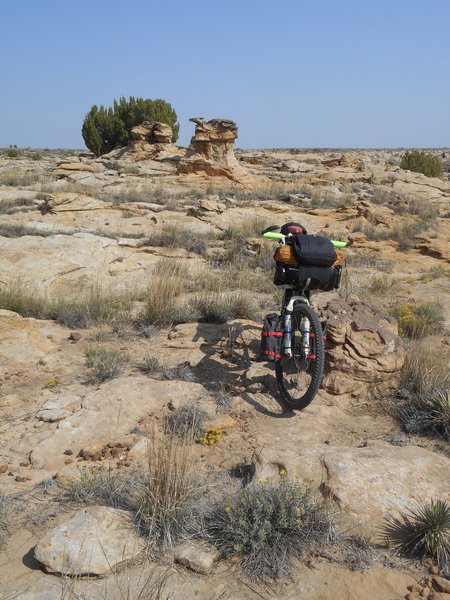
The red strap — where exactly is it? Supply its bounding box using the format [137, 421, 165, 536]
[262, 331, 283, 337]
[263, 350, 283, 358]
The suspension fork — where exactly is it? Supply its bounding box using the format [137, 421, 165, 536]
[281, 290, 309, 357]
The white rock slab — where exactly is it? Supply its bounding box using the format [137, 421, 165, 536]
[30, 377, 206, 470]
[34, 506, 145, 575]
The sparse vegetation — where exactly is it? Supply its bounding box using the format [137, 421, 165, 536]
[161, 362, 197, 382]
[206, 478, 337, 581]
[400, 150, 442, 178]
[392, 301, 444, 339]
[389, 339, 450, 441]
[165, 403, 207, 440]
[135, 433, 203, 548]
[368, 274, 396, 296]
[188, 291, 257, 323]
[63, 467, 143, 509]
[139, 355, 163, 374]
[144, 222, 214, 255]
[85, 345, 129, 383]
[383, 499, 450, 566]
[0, 279, 134, 328]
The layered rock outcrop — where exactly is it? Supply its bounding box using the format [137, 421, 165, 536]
[321, 298, 404, 396]
[130, 120, 173, 144]
[178, 118, 256, 186]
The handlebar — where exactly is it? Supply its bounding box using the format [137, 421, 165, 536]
[262, 231, 354, 248]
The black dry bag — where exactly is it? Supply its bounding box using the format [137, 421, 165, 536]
[261, 313, 283, 361]
[291, 234, 337, 267]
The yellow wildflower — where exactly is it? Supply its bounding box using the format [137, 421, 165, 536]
[279, 469, 287, 476]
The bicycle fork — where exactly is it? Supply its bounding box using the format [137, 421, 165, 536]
[281, 295, 310, 358]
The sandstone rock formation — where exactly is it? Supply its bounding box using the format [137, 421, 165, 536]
[320, 298, 404, 396]
[34, 506, 145, 575]
[178, 118, 256, 186]
[131, 121, 173, 144]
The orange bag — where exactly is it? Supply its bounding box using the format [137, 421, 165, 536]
[274, 244, 299, 266]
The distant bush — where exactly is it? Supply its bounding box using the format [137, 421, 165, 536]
[82, 96, 179, 156]
[400, 150, 442, 178]
[6, 147, 19, 158]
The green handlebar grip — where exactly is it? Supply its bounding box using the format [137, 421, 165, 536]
[331, 240, 349, 248]
[262, 232, 285, 239]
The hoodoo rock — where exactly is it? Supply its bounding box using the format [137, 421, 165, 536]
[178, 117, 256, 186]
[321, 298, 404, 396]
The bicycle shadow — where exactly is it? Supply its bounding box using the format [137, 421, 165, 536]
[191, 320, 295, 419]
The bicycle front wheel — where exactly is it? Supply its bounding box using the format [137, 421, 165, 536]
[275, 303, 325, 410]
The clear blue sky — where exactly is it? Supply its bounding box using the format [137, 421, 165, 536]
[1, 0, 449, 149]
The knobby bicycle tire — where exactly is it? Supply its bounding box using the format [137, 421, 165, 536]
[275, 303, 325, 410]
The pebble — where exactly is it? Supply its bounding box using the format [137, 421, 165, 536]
[0, 464, 8, 474]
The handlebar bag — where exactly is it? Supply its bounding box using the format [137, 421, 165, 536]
[291, 234, 337, 267]
[274, 263, 342, 291]
[261, 313, 283, 361]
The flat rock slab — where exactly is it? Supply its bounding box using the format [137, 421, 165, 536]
[34, 506, 145, 575]
[30, 377, 206, 471]
[256, 440, 450, 525]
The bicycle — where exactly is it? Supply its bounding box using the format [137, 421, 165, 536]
[261, 225, 353, 410]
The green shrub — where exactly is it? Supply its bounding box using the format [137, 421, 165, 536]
[400, 150, 442, 178]
[6, 147, 19, 158]
[82, 96, 179, 156]
[206, 478, 336, 581]
[383, 499, 450, 566]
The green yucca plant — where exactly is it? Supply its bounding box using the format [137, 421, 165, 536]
[383, 499, 450, 566]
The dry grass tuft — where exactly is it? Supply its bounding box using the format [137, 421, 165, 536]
[135, 432, 203, 549]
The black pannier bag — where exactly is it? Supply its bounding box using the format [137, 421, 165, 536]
[274, 263, 342, 291]
[261, 313, 283, 361]
[291, 234, 337, 267]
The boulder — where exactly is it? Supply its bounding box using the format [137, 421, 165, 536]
[321, 298, 404, 396]
[34, 506, 145, 575]
[174, 541, 219, 574]
[255, 441, 450, 527]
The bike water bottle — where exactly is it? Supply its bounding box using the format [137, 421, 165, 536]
[283, 312, 292, 357]
[302, 317, 310, 356]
